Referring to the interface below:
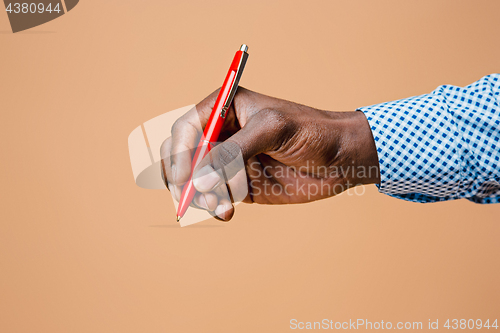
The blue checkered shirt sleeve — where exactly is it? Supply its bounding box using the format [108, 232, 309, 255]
[358, 74, 500, 204]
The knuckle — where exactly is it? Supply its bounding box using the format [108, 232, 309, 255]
[171, 117, 184, 135]
[254, 109, 299, 151]
[208, 88, 222, 108]
[198, 87, 222, 110]
[259, 108, 291, 133]
[211, 87, 222, 97]
[260, 108, 286, 124]
[160, 137, 171, 160]
[160, 137, 170, 151]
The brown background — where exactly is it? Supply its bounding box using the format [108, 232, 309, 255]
[1, 1, 499, 332]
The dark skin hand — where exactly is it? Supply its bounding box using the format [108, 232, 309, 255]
[160, 87, 380, 221]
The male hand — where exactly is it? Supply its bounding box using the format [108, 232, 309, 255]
[160, 87, 380, 221]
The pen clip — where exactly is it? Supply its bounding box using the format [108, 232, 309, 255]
[221, 48, 249, 118]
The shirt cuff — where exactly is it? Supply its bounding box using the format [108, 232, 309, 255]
[357, 94, 463, 203]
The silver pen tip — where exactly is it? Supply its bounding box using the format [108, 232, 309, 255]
[240, 44, 248, 52]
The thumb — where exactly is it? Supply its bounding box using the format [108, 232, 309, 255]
[192, 109, 284, 192]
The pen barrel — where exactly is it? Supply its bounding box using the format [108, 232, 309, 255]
[177, 140, 212, 218]
[201, 50, 245, 141]
[177, 47, 248, 219]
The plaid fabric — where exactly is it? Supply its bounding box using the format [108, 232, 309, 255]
[358, 74, 500, 204]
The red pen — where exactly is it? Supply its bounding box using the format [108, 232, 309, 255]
[176, 44, 249, 222]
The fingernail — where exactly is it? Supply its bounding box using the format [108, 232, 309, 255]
[215, 204, 229, 220]
[194, 194, 209, 210]
[193, 165, 221, 192]
[201, 194, 209, 210]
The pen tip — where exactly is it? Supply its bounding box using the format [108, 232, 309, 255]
[176, 216, 181, 223]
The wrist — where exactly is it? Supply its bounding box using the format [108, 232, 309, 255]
[340, 111, 380, 186]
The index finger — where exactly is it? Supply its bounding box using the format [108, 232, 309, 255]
[169, 89, 221, 185]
